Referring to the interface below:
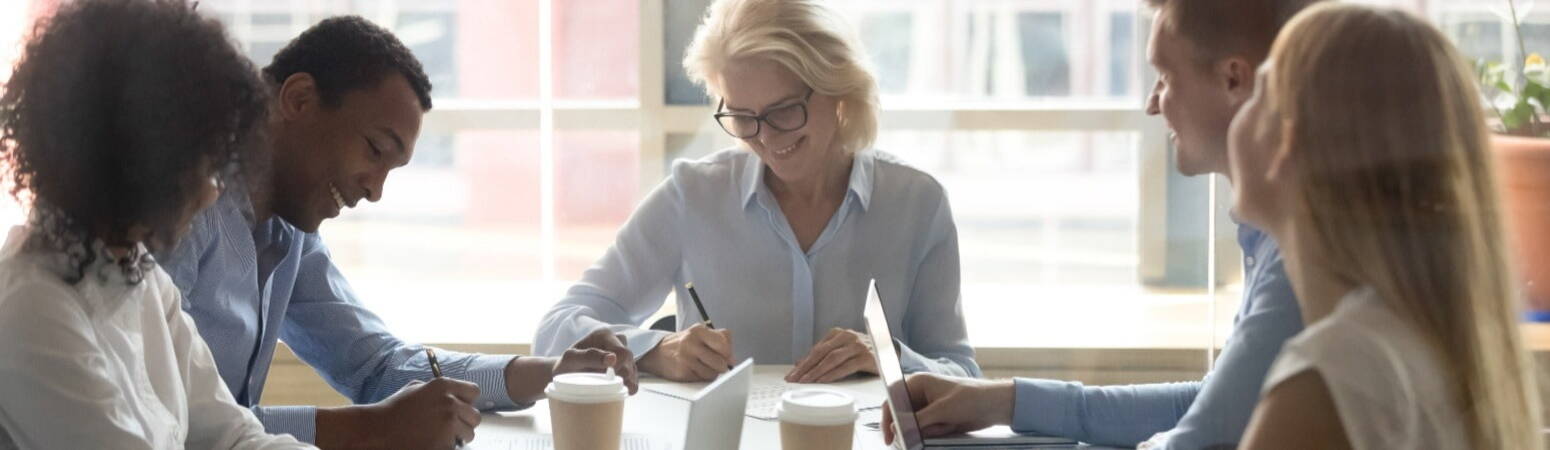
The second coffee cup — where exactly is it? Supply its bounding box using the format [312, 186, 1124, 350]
[547, 372, 628, 450]
[778, 388, 856, 450]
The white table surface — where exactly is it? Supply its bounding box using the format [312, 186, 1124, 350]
[470, 365, 1112, 450]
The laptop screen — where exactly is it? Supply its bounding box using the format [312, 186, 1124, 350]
[862, 279, 926, 450]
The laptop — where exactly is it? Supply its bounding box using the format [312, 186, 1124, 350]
[862, 279, 1077, 449]
[682, 358, 754, 450]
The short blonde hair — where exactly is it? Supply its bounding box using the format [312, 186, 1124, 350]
[683, 0, 878, 154]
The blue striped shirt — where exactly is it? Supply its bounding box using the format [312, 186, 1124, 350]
[158, 183, 525, 444]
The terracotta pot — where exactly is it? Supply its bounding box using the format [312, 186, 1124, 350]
[1494, 135, 1550, 313]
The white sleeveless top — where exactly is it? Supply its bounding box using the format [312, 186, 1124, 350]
[1262, 286, 1468, 450]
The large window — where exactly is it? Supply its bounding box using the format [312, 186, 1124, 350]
[152, 0, 1175, 348]
[0, 0, 1510, 352]
[662, 0, 1173, 350]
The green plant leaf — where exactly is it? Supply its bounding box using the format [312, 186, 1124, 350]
[1529, 80, 1550, 113]
[1479, 61, 1515, 95]
[1506, 99, 1535, 132]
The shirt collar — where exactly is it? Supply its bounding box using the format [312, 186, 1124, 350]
[214, 178, 264, 230]
[1236, 223, 1265, 253]
[738, 149, 875, 211]
[738, 153, 762, 208]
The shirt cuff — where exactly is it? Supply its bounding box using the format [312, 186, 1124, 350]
[252, 405, 317, 444]
[457, 354, 530, 411]
[1011, 377, 1084, 438]
[894, 338, 980, 378]
[622, 328, 671, 364]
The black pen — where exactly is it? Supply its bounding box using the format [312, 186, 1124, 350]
[426, 347, 444, 378]
[685, 283, 733, 371]
[685, 282, 716, 328]
[425, 348, 461, 448]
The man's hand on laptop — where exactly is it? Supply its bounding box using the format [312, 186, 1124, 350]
[638, 323, 733, 381]
[882, 373, 1014, 444]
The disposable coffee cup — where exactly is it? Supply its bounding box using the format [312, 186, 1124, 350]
[547, 372, 628, 450]
[778, 388, 856, 450]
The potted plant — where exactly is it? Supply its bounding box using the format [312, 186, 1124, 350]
[1479, 0, 1550, 318]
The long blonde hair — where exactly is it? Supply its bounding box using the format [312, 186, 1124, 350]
[1270, 3, 1543, 448]
[682, 0, 878, 154]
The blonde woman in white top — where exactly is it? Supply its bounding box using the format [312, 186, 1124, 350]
[1229, 3, 1542, 449]
[0, 1, 310, 448]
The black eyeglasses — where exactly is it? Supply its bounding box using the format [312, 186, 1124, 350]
[713, 89, 814, 139]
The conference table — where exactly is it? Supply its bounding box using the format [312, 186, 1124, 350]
[468, 365, 1110, 450]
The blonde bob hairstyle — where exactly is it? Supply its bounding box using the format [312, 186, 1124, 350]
[683, 0, 878, 154]
[1270, 3, 1542, 448]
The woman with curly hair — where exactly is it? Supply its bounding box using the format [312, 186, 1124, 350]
[0, 0, 311, 448]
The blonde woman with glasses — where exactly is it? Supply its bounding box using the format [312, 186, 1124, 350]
[535, 0, 980, 383]
[1229, 3, 1543, 449]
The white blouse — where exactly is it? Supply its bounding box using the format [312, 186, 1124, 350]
[1262, 286, 1467, 450]
[0, 226, 311, 449]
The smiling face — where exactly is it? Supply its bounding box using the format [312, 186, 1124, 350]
[269, 72, 421, 232]
[1145, 11, 1244, 177]
[715, 58, 844, 187]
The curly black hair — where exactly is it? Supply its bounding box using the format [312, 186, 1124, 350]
[0, 0, 269, 284]
[262, 15, 433, 111]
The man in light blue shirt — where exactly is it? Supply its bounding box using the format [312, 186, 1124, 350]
[160, 17, 636, 449]
[882, 1, 1322, 448]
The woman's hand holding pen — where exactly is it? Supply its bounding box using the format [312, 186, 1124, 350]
[787, 327, 877, 383]
[638, 323, 733, 381]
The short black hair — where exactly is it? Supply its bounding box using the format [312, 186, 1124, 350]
[262, 15, 433, 110]
[0, 0, 268, 283]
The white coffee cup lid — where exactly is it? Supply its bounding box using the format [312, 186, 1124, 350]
[778, 388, 856, 426]
[546, 372, 627, 404]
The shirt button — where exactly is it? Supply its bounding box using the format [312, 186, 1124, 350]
[1245, 256, 1256, 267]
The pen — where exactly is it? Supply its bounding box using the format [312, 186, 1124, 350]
[684, 282, 715, 329]
[425, 348, 461, 448]
[685, 283, 733, 371]
[426, 347, 444, 378]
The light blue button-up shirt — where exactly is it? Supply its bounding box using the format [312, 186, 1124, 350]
[158, 183, 525, 444]
[535, 149, 980, 377]
[1010, 225, 1303, 448]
